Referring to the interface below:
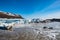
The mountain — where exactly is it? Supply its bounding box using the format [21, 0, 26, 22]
[41, 18, 60, 23]
[0, 11, 23, 19]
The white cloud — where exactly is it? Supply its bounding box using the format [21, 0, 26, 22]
[41, 1, 60, 13]
[41, 11, 60, 19]
[26, 1, 60, 19]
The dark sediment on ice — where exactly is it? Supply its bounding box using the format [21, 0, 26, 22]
[0, 27, 59, 40]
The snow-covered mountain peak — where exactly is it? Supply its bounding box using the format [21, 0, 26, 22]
[0, 11, 23, 18]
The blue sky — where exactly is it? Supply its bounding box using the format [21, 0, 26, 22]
[0, 0, 60, 19]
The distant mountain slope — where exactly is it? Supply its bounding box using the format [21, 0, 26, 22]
[0, 11, 23, 19]
[41, 18, 60, 23]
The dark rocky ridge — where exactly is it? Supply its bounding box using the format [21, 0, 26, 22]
[0, 12, 23, 19]
[41, 18, 60, 23]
